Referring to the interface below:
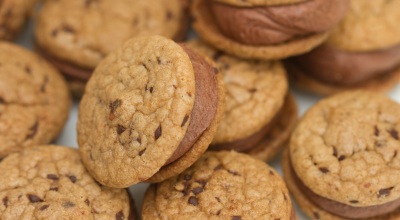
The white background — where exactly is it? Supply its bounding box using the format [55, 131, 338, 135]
[14, 19, 400, 220]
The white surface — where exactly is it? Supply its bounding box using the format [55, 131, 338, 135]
[14, 19, 400, 220]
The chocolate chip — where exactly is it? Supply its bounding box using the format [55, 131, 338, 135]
[40, 204, 49, 210]
[142, 63, 149, 71]
[116, 210, 124, 220]
[51, 29, 58, 37]
[117, 125, 126, 134]
[395, 150, 398, 158]
[183, 174, 192, 180]
[228, 170, 240, 176]
[166, 11, 173, 20]
[109, 100, 122, 113]
[85, 199, 89, 206]
[248, 89, 257, 93]
[214, 165, 222, 171]
[224, 64, 230, 70]
[63, 25, 75, 33]
[0, 158, 3, 163]
[181, 115, 189, 127]
[215, 197, 220, 202]
[232, 216, 241, 220]
[26, 121, 39, 139]
[25, 67, 31, 74]
[47, 174, 59, 180]
[0, 98, 4, 104]
[350, 200, 358, 203]
[188, 196, 198, 206]
[28, 194, 43, 203]
[173, 85, 177, 89]
[375, 140, 386, 147]
[137, 138, 141, 144]
[283, 194, 287, 201]
[68, 175, 77, 183]
[139, 149, 146, 156]
[319, 168, 329, 173]
[213, 51, 223, 60]
[3, 197, 7, 207]
[375, 126, 379, 136]
[388, 129, 399, 140]
[378, 187, 394, 198]
[216, 210, 221, 215]
[150, 87, 153, 93]
[187, 92, 192, 97]
[313, 212, 320, 219]
[213, 67, 219, 74]
[338, 155, 346, 161]
[269, 170, 274, 175]
[62, 201, 75, 208]
[196, 180, 207, 187]
[333, 147, 338, 157]
[182, 182, 190, 196]
[192, 187, 203, 195]
[50, 187, 58, 191]
[155, 125, 162, 140]
[157, 58, 161, 64]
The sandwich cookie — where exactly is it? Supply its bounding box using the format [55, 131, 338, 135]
[0, 145, 136, 220]
[77, 35, 225, 188]
[283, 91, 400, 220]
[0, 42, 71, 158]
[35, 0, 189, 97]
[286, 0, 400, 95]
[142, 150, 297, 220]
[191, 0, 349, 60]
[186, 39, 298, 161]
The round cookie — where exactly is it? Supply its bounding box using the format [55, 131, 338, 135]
[283, 90, 400, 219]
[185, 39, 298, 161]
[35, 0, 189, 97]
[0, 0, 37, 40]
[0, 42, 71, 158]
[0, 145, 136, 220]
[286, 0, 400, 96]
[191, 0, 348, 60]
[77, 35, 225, 188]
[142, 150, 296, 220]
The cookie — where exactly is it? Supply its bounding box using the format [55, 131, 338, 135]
[142, 150, 296, 220]
[286, 0, 400, 95]
[191, 0, 348, 60]
[0, 42, 71, 158]
[35, 0, 189, 97]
[283, 90, 400, 219]
[0, 0, 37, 40]
[77, 35, 225, 188]
[186, 39, 297, 161]
[0, 145, 136, 220]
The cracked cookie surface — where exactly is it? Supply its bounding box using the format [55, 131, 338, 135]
[0, 145, 133, 220]
[0, 42, 71, 158]
[185, 39, 287, 144]
[142, 151, 293, 220]
[35, 0, 184, 69]
[77, 35, 196, 188]
[290, 90, 400, 207]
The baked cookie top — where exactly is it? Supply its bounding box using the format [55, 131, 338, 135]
[142, 150, 293, 220]
[35, 0, 184, 69]
[290, 90, 400, 207]
[327, 0, 400, 52]
[77, 35, 196, 188]
[186, 39, 287, 144]
[211, 0, 307, 7]
[0, 42, 71, 158]
[0, 0, 37, 40]
[0, 145, 132, 220]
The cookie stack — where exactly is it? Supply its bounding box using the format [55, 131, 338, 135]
[1, 0, 400, 219]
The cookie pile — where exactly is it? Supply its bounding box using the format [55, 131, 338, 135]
[1, 0, 400, 219]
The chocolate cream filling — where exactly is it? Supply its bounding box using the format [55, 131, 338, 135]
[208, 100, 284, 152]
[288, 43, 400, 86]
[163, 45, 219, 165]
[289, 155, 400, 219]
[210, 0, 348, 46]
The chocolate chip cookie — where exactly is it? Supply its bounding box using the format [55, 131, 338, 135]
[142, 150, 297, 220]
[0, 42, 71, 158]
[286, 0, 400, 95]
[283, 90, 400, 219]
[186, 39, 298, 161]
[35, 0, 189, 97]
[191, 0, 348, 60]
[0, 0, 37, 40]
[0, 145, 136, 220]
[77, 35, 225, 188]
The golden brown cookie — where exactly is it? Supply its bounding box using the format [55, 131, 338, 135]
[0, 145, 136, 220]
[35, 0, 189, 97]
[77, 35, 225, 188]
[283, 90, 400, 219]
[185, 39, 297, 161]
[0, 0, 37, 40]
[191, 0, 348, 60]
[142, 150, 297, 220]
[0, 42, 71, 158]
[287, 0, 400, 96]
